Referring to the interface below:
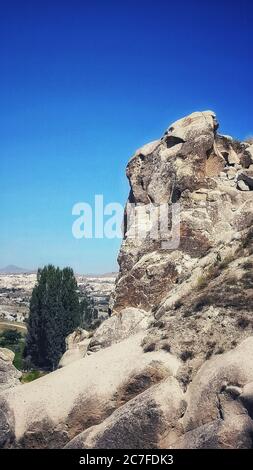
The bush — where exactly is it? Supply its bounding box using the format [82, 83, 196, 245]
[196, 275, 208, 290]
[205, 350, 213, 360]
[231, 139, 244, 153]
[237, 316, 250, 329]
[0, 329, 22, 345]
[0, 329, 25, 370]
[242, 261, 253, 270]
[196, 255, 235, 293]
[205, 341, 216, 360]
[13, 342, 25, 370]
[196, 266, 220, 291]
[143, 342, 156, 353]
[215, 347, 224, 355]
[180, 350, 194, 362]
[151, 320, 165, 329]
[21, 370, 47, 383]
[242, 228, 253, 250]
[218, 254, 235, 270]
[161, 342, 171, 352]
[174, 300, 183, 310]
[193, 296, 210, 312]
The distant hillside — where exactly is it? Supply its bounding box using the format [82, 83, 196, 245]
[82, 272, 118, 278]
[0, 266, 117, 277]
[0, 265, 33, 274]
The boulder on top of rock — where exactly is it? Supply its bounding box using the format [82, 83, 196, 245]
[125, 110, 217, 207]
[164, 111, 218, 144]
[133, 140, 160, 159]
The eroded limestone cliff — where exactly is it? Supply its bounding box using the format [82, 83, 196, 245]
[1, 111, 253, 449]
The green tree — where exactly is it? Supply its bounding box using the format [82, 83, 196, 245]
[0, 329, 22, 345]
[61, 267, 80, 336]
[80, 293, 94, 329]
[24, 265, 81, 370]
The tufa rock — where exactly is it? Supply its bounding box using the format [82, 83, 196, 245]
[0, 348, 21, 392]
[112, 110, 253, 314]
[0, 333, 180, 448]
[59, 328, 90, 368]
[65, 377, 186, 449]
[1, 110, 253, 450]
[88, 307, 152, 352]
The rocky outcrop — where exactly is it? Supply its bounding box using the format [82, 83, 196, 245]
[59, 328, 90, 368]
[65, 338, 253, 450]
[0, 333, 180, 448]
[112, 110, 253, 314]
[0, 348, 21, 392]
[88, 307, 152, 352]
[65, 377, 185, 449]
[170, 337, 253, 448]
[63, 111, 253, 450]
[0, 110, 252, 449]
[170, 416, 253, 449]
[182, 337, 253, 431]
[103, 110, 252, 448]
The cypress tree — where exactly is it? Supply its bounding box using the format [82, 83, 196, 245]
[61, 267, 80, 337]
[24, 265, 81, 370]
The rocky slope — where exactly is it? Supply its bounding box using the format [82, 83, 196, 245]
[0, 111, 253, 449]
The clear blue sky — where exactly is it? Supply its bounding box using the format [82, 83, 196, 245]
[0, 0, 252, 274]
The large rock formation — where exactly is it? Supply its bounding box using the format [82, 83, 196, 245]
[0, 110, 253, 449]
[112, 111, 252, 315]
